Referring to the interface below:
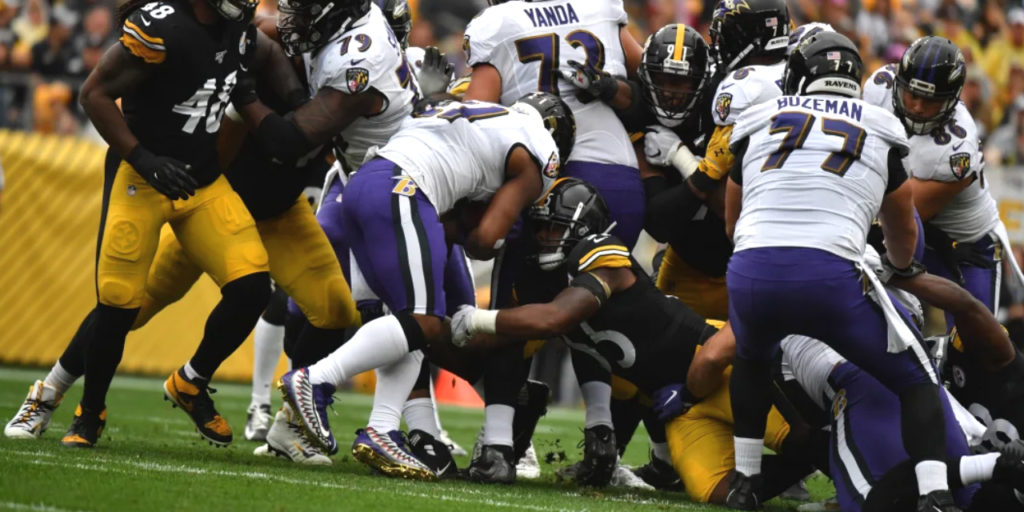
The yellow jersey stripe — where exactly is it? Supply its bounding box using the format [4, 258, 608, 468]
[580, 254, 631, 273]
[672, 24, 686, 61]
[578, 245, 629, 267]
[124, 20, 165, 46]
[120, 33, 166, 64]
[629, 131, 643, 143]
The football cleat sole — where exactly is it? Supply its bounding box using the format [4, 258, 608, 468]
[352, 443, 437, 481]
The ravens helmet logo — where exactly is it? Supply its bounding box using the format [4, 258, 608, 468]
[346, 68, 370, 94]
[949, 152, 971, 180]
[715, 93, 733, 122]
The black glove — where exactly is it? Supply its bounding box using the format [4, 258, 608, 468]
[126, 145, 198, 200]
[877, 255, 928, 284]
[417, 46, 454, 98]
[560, 59, 619, 103]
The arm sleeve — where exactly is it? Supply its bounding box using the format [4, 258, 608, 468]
[729, 136, 749, 186]
[885, 146, 909, 194]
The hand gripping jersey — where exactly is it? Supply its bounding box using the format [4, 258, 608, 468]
[375, 100, 560, 214]
[558, 233, 716, 394]
[463, 0, 636, 167]
[119, 0, 249, 185]
[304, 3, 419, 171]
[731, 94, 910, 262]
[863, 64, 999, 243]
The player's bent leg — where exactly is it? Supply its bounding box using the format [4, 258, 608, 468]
[132, 225, 203, 329]
[562, 161, 645, 248]
[655, 246, 729, 320]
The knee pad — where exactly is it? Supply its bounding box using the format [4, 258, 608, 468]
[262, 285, 289, 325]
[97, 274, 140, 308]
[223, 272, 272, 312]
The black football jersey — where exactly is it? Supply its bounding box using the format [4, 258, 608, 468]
[560, 234, 716, 393]
[944, 343, 1024, 433]
[119, 0, 250, 186]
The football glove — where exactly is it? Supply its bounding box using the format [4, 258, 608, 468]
[560, 59, 618, 103]
[876, 255, 927, 285]
[644, 125, 700, 179]
[691, 124, 735, 191]
[417, 46, 455, 98]
[126, 145, 198, 200]
[651, 383, 697, 421]
[450, 305, 477, 348]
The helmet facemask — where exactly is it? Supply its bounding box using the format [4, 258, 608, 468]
[209, 0, 258, 22]
[893, 79, 960, 135]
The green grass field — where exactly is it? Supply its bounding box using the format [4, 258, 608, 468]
[0, 366, 833, 511]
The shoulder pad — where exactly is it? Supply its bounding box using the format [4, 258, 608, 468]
[731, 100, 776, 144]
[120, 2, 183, 64]
[317, 27, 402, 94]
[863, 65, 897, 110]
[463, 6, 509, 66]
[712, 64, 782, 126]
[567, 234, 632, 275]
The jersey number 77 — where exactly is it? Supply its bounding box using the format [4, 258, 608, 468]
[761, 111, 866, 177]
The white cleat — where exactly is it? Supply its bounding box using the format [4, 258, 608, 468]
[611, 463, 655, 491]
[515, 443, 542, 480]
[5, 380, 63, 439]
[244, 403, 273, 442]
[256, 404, 331, 465]
[439, 429, 467, 457]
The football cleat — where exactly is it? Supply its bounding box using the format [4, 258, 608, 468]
[724, 471, 764, 510]
[439, 429, 467, 457]
[515, 443, 542, 480]
[5, 380, 63, 439]
[278, 368, 336, 453]
[60, 405, 106, 448]
[632, 452, 684, 491]
[469, 444, 516, 484]
[255, 405, 331, 465]
[407, 429, 457, 478]
[352, 427, 436, 480]
[916, 490, 961, 512]
[244, 403, 273, 442]
[576, 425, 616, 487]
[163, 367, 232, 446]
[780, 479, 812, 501]
[611, 462, 656, 491]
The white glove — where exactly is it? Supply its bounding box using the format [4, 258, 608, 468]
[450, 305, 478, 348]
[644, 125, 700, 179]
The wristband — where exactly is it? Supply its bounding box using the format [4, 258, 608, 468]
[470, 309, 499, 335]
[669, 143, 700, 180]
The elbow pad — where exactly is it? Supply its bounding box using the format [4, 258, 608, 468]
[255, 112, 313, 164]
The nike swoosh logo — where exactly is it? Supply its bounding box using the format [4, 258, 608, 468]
[952, 142, 964, 151]
[140, 15, 151, 26]
[663, 390, 678, 407]
[436, 461, 452, 476]
[350, 58, 365, 65]
[721, 83, 735, 90]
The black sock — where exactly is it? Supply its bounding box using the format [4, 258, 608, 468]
[81, 304, 139, 411]
[483, 343, 530, 407]
[413, 357, 431, 390]
[731, 356, 773, 439]
[611, 398, 643, 456]
[58, 308, 99, 376]
[261, 285, 289, 325]
[898, 383, 948, 462]
[864, 457, 969, 512]
[290, 323, 347, 368]
[760, 454, 814, 501]
[188, 272, 270, 377]
[282, 312, 306, 362]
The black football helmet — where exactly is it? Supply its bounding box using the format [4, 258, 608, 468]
[209, 0, 258, 22]
[529, 178, 613, 271]
[783, 31, 863, 98]
[893, 36, 966, 135]
[709, 0, 790, 72]
[639, 24, 710, 125]
[381, 0, 411, 49]
[278, 0, 371, 56]
[512, 92, 576, 166]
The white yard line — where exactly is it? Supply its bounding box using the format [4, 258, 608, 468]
[0, 502, 87, 512]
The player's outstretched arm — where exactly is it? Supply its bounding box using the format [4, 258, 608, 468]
[463, 146, 542, 260]
[909, 176, 974, 221]
[248, 29, 307, 109]
[686, 322, 735, 399]
[462, 64, 501, 103]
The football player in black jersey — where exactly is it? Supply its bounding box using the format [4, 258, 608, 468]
[55, 0, 309, 448]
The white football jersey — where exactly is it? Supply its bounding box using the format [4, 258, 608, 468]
[863, 65, 999, 243]
[376, 100, 561, 214]
[463, 0, 636, 167]
[711, 62, 785, 126]
[731, 94, 910, 262]
[304, 3, 419, 171]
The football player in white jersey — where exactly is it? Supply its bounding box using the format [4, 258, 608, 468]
[459, 0, 646, 483]
[723, 33, 959, 511]
[278, 93, 573, 481]
[862, 37, 1005, 330]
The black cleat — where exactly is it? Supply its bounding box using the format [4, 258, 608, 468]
[468, 444, 516, 484]
[916, 490, 961, 512]
[576, 425, 616, 487]
[407, 429, 458, 479]
[164, 368, 232, 446]
[512, 380, 550, 463]
[633, 451, 684, 491]
[61, 405, 106, 448]
[724, 471, 763, 510]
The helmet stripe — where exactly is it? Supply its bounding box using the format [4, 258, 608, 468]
[926, 41, 942, 84]
[672, 24, 686, 61]
[915, 43, 933, 81]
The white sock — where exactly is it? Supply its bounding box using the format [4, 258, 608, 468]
[734, 437, 764, 476]
[482, 404, 515, 447]
[403, 397, 440, 437]
[959, 453, 999, 485]
[916, 460, 950, 495]
[43, 361, 78, 394]
[251, 318, 284, 406]
[580, 381, 613, 429]
[308, 315, 410, 386]
[651, 441, 671, 463]
[367, 350, 423, 432]
[183, 361, 206, 381]
[430, 379, 445, 434]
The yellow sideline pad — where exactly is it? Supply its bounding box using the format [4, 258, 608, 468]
[0, 130, 286, 382]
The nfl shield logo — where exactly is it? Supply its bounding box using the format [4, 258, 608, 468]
[346, 68, 370, 94]
[949, 152, 971, 180]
